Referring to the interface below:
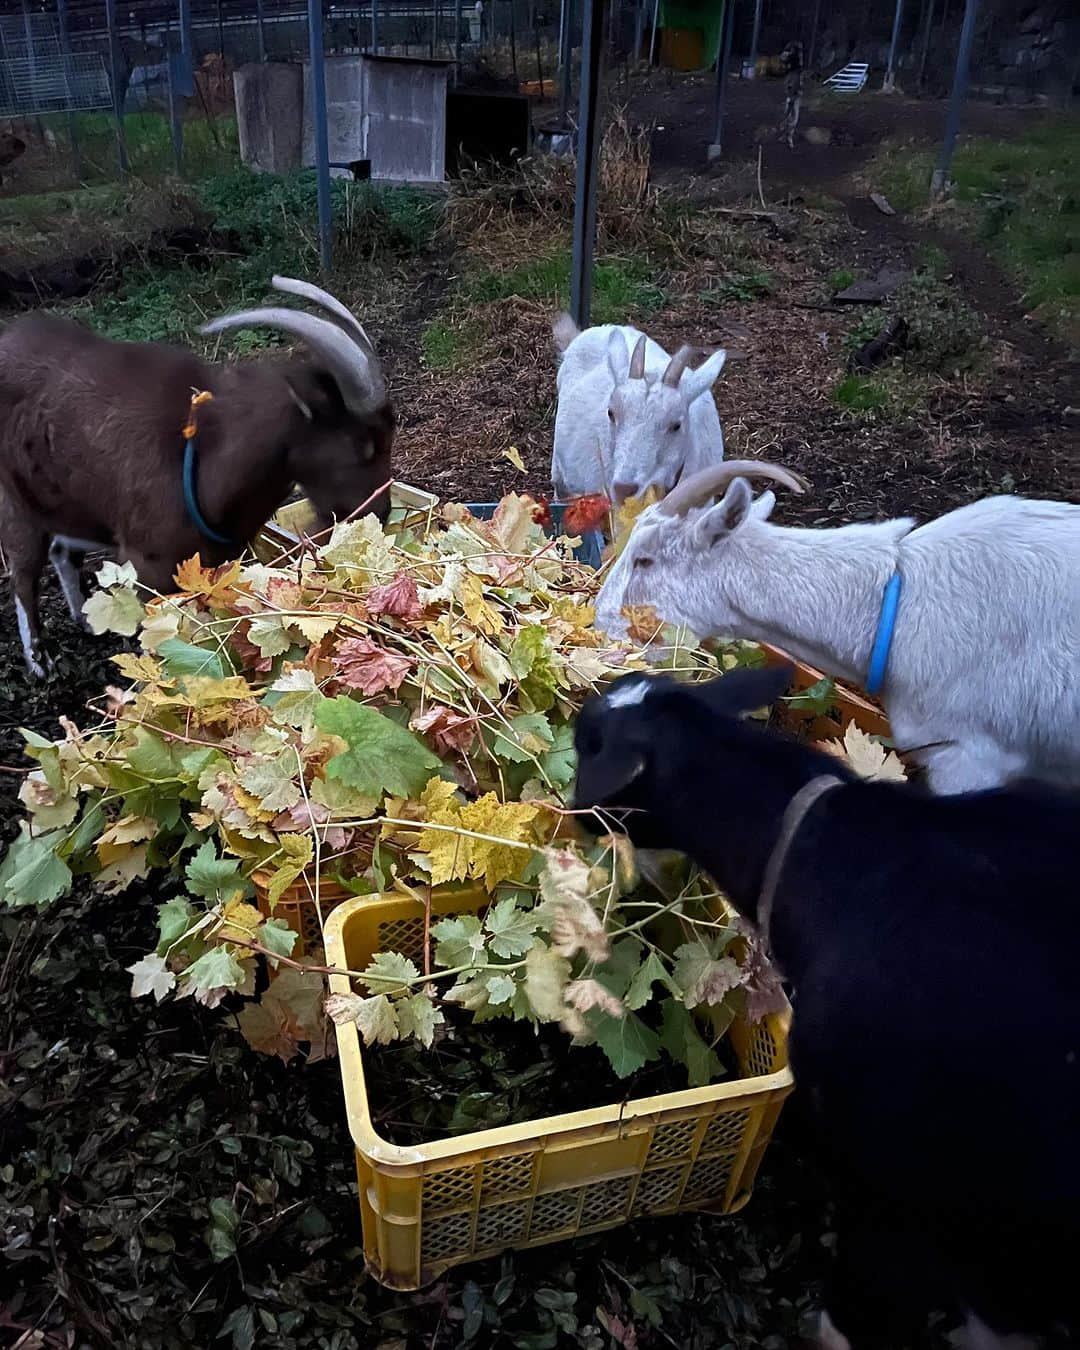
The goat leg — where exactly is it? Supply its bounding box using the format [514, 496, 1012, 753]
[6, 529, 51, 679]
[49, 538, 91, 630]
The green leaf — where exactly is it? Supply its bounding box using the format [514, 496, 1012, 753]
[660, 1000, 724, 1087]
[673, 940, 743, 1006]
[185, 840, 246, 901]
[360, 951, 419, 996]
[267, 668, 325, 735]
[431, 914, 486, 970]
[785, 676, 837, 715]
[184, 946, 246, 994]
[205, 1196, 240, 1262]
[247, 615, 293, 658]
[127, 728, 178, 780]
[396, 992, 444, 1048]
[220, 1305, 256, 1350]
[256, 917, 298, 963]
[625, 950, 672, 1011]
[156, 896, 197, 952]
[237, 752, 301, 814]
[484, 896, 539, 959]
[83, 585, 145, 637]
[317, 696, 442, 800]
[353, 993, 400, 1046]
[484, 973, 517, 1006]
[485, 711, 554, 764]
[0, 828, 72, 909]
[536, 722, 577, 790]
[595, 937, 648, 1000]
[509, 626, 558, 713]
[158, 638, 234, 682]
[588, 1009, 662, 1079]
[67, 800, 106, 858]
[264, 834, 314, 910]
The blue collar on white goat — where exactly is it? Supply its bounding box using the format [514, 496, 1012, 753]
[865, 571, 903, 696]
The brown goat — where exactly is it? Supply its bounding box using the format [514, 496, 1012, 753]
[0, 277, 394, 676]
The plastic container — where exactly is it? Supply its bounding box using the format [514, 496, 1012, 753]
[253, 873, 354, 960]
[324, 886, 793, 1290]
[250, 483, 439, 565]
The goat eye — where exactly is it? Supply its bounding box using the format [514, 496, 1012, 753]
[607, 408, 616, 422]
[633, 556, 654, 569]
[669, 421, 682, 433]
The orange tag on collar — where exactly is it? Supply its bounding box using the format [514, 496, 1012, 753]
[183, 389, 214, 440]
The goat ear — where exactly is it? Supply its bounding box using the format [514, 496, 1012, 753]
[691, 664, 794, 718]
[751, 489, 776, 521]
[607, 329, 631, 383]
[692, 478, 753, 548]
[683, 348, 727, 404]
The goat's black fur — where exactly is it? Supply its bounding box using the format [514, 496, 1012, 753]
[573, 667, 1080, 1347]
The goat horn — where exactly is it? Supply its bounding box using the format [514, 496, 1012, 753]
[271, 275, 375, 353]
[628, 333, 647, 379]
[662, 344, 698, 388]
[201, 307, 386, 414]
[658, 461, 810, 517]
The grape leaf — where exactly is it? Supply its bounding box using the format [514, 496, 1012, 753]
[83, 585, 145, 637]
[183, 946, 246, 997]
[156, 896, 197, 952]
[255, 917, 297, 963]
[673, 941, 743, 1006]
[127, 954, 176, 1002]
[625, 950, 673, 1011]
[157, 638, 234, 682]
[396, 992, 444, 1048]
[334, 637, 413, 696]
[237, 752, 301, 814]
[352, 994, 400, 1046]
[186, 839, 247, 901]
[660, 1000, 724, 1087]
[522, 946, 571, 1022]
[588, 1009, 662, 1079]
[247, 615, 294, 658]
[537, 723, 577, 790]
[366, 572, 423, 621]
[431, 914, 486, 969]
[360, 951, 419, 996]
[484, 973, 517, 1006]
[0, 827, 72, 909]
[267, 668, 324, 735]
[484, 896, 539, 959]
[485, 712, 554, 764]
[263, 834, 314, 910]
[509, 626, 558, 712]
[95, 559, 139, 589]
[317, 697, 442, 800]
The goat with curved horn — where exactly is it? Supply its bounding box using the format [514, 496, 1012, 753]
[202, 307, 386, 414]
[628, 333, 648, 380]
[271, 275, 376, 355]
[659, 461, 810, 516]
[661, 344, 699, 388]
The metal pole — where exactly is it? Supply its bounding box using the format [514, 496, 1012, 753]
[883, 0, 904, 90]
[931, 0, 979, 196]
[180, 0, 192, 57]
[806, 0, 822, 71]
[509, 0, 518, 82]
[647, 0, 659, 66]
[217, 0, 225, 58]
[166, 21, 182, 173]
[455, 0, 462, 77]
[708, 0, 734, 157]
[557, 0, 573, 125]
[569, 0, 607, 328]
[746, 0, 762, 76]
[432, 0, 438, 55]
[104, 0, 129, 171]
[917, 0, 935, 89]
[56, 0, 83, 177]
[308, 0, 333, 268]
[370, 0, 378, 51]
[256, 0, 267, 58]
[632, 0, 643, 62]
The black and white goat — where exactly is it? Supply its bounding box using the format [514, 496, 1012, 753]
[573, 664, 1080, 1350]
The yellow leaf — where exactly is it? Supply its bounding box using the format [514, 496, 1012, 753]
[174, 556, 243, 605]
[834, 723, 907, 782]
[264, 833, 315, 909]
[420, 775, 462, 817]
[501, 445, 526, 473]
[461, 574, 504, 637]
[96, 842, 151, 894]
[112, 652, 166, 684]
[292, 613, 341, 644]
[468, 639, 514, 690]
[611, 485, 663, 557]
[459, 795, 540, 889]
[96, 815, 158, 864]
[217, 897, 264, 948]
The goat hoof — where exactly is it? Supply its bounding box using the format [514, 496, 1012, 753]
[25, 647, 53, 680]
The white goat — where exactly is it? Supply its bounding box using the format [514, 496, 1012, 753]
[594, 462, 1080, 795]
[551, 315, 727, 503]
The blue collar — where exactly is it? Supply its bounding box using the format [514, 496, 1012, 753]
[182, 434, 236, 547]
[865, 571, 902, 696]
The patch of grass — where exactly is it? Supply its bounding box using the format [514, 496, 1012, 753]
[896, 272, 983, 372]
[421, 317, 483, 370]
[706, 267, 775, 303]
[37, 109, 240, 183]
[869, 119, 1080, 340]
[915, 242, 951, 278]
[462, 250, 666, 322]
[842, 307, 890, 356]
[833, 374, 890, 413]
[827, 267, 856, 294]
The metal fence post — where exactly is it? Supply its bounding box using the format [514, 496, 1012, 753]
[569, 0, 607, 329]
[746, 0, 761, 76]
[883, 0, 904, 90]
[166, 20, 182, 173]
[557, 0, 573, 125]
[708, 0, 734, 158]
[104, 0, 129, 171]
[370, 0, 378, 52]
[454, 0, 463, 78]
[806, 0, 822, 71]
[308, 0, 333, 269]
[632, 0, 644, 63]
[256, 0, 268, 59]
[55, 0, 83, 177]
[931, 0, 979, 197]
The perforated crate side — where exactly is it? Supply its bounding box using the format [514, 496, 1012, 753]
[252, 873, 352, 960]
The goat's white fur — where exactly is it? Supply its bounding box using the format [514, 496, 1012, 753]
[551, 320, 726, 499]
[817, 1311, 852, 1350]
[595, 484, 1080, 794]
[957, 1316, 1038, 1350]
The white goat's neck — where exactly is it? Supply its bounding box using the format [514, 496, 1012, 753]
[719, 519, 914, 685]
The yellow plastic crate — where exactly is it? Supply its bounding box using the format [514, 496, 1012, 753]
[324, 887, 793, 1290]
[250, 483, 438, 565]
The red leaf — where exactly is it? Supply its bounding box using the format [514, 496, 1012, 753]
[334, 636, 413, 695]
[366, 572, 423, 621]
[531, 495, 553, 528]
[410, 704, 478, 755]
[563, 494, 611, 535]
